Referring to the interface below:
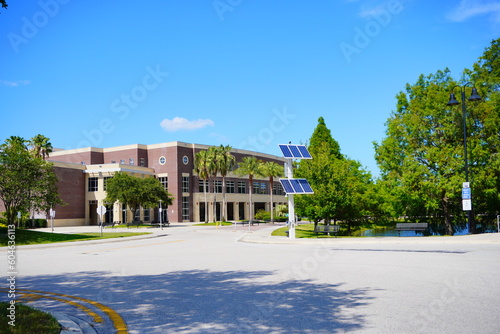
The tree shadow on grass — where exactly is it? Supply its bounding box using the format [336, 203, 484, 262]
[13, 270, 374, 333]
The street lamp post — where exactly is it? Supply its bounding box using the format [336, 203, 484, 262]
[447, 82, 481, 234]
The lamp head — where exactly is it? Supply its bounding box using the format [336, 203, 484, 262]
[468, 87, 482, 101]
[447, 93, 460, 106]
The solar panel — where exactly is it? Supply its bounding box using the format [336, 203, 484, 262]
[298, 146, 312, 158]
[278, 144, 312, 159]
[279, 179, 314, 194]
[278, 144, 293, 158]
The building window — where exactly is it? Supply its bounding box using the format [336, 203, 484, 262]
[104, 177, 111, 191]
[273, 183, 283, 195]
[182, 156, 189, 165]
[214, 180, 222, 193]
[253, 182, 267, 195]
[159, 156, 166, 165]
[144, 208, 150, 222]
[182, 196, 190, 220]
[88, 177, 98, 192]
[159, 177, 168, 190]
[238, 181, 246, 194]
[111, 160, 116, 164]
[140, 158, 145, 167]
[261, 182, 267, 194]
[199, 180, 208, 193]
[120, 159, 125, 164]
[129, 158, 134, 165]
[182, 176, 190, 193]
[226, 181, 235, 194]
[253, 182, 260, 194]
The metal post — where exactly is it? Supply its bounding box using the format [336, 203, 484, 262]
[285, 160, 296, 239]
[159, 200, 163, 230]
[461, 89, 474, 234]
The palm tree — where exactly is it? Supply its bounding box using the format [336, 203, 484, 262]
[235, 156, 262, 224]
[194, 149, 211, 223]
[260, 161, 284, 223]
[5, 136, 27, 149]
[29, 134, 53, 159]
[206, 146, 220, 222]
[216, 145, 235, 222]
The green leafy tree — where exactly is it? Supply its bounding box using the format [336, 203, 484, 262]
[295, 142, 372, 232]
[259, 161, 284, 223]
[374, 62, 499, 235]
[308, 116, 342, 159]
[0, 136, 63, 226]
[235, 156, 262, 224]
[1, 1, 7, 11]
[295, 117, 373, 233]
[194, 149, 211, 223]
[104, 172, 173, 223]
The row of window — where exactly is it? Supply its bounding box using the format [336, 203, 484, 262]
[82, 158, 147, 166]
[110, 158, 146, 166]
[88, 176, 283, 196]
[197, 180, 283, 195]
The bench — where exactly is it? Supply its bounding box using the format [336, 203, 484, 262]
[127, 220, 142, 228]
[147, 220, 170, 228]
[394, 223, 428, 236]
[100, 221, 116, 229]
[314, 224, 340, 237]
[236, 220, 261, 226]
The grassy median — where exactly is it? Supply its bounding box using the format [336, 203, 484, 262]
[0, 302, 60, 334]
[0, 227, 150, 246]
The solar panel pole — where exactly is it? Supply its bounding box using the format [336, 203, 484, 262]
[285, 161, 296, 239]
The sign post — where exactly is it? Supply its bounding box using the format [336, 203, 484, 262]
[462, 182, 472, 211]
[49, 208, 55, 233]
[159, 200, 163, 230]
[97, 205, 107, 237]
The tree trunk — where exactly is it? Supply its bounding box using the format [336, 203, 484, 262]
[249, 175, 253, 224]
[222, 176, 226, 222]
[269, 177, 274, 224]
[203, 179, 208, 223]
[442, 198, 454, 235]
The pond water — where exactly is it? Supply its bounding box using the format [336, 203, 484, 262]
[353, 226, 498, 237]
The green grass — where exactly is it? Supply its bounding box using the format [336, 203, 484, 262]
[193, 222, 234, 226]
[0, 302, 60, 334]
[0, 227, 151, 246]
[271, 223, 361, 238]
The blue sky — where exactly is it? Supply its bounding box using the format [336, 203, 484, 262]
[1, 0, 499, 177]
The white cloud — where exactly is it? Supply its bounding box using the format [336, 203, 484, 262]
[160, 117, 215, 132]
[1, 80, 30, 87]
[358, 4, 386, 18]
[447, 0, 500, 22]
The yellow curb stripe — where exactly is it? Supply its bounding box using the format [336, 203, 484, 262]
[81, 239, 185, 253]
[1, 288, 128, 333]
[18, 292, 103, 323]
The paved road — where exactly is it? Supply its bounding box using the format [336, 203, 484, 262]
[2, 224, 500, 333]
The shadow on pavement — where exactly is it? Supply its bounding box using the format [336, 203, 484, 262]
[16, 270, 375, 333]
